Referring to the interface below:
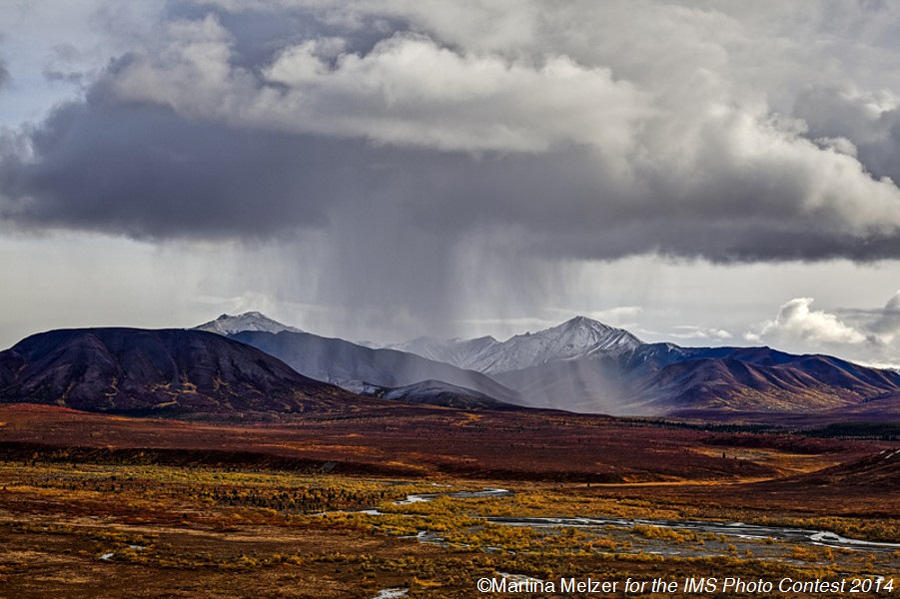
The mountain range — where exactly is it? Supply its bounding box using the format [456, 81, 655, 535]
[191, 312, 900, 418]
[1, 311, 899, 420]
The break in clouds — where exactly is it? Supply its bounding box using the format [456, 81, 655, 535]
[4, 1, 900, 351]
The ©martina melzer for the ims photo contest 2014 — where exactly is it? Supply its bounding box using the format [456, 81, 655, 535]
[475, 576, 896, 594]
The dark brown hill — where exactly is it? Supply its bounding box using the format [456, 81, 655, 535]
[0, 328, 369, 417]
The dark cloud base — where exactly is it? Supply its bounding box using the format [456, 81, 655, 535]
[5, 91, 900, 265]
[2, 97, 342, 239]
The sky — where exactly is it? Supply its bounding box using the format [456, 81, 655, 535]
[2, 1, 900, 366]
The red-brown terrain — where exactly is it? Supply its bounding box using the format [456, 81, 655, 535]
[0, 403, 887, 483]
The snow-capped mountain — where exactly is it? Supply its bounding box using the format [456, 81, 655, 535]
[393, 316, 643, 374]
[193, 311, 303, 336]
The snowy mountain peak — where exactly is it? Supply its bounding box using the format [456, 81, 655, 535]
[559, 315, 623, 333]
[193, 312, 303, 336]
[392, 316, 642, 374]
[477, 316, 642, 373]
[545, 316, 643, 349]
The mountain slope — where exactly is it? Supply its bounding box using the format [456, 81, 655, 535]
[229, 330, 521, 403]
[194, 311, 303, 336]
[0, 328, 364, 416]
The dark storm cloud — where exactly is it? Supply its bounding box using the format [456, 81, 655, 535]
[6, 96, 900, 263]
[1, 96, 334, 238]
[4, 0, 900, 263]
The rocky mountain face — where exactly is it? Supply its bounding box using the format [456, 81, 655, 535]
[387, 335, 500, 368]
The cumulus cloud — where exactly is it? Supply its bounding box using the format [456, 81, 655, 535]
[0, 99, 346, 238]
[743, 291, 900, 366]
[746, 298, 867, 347]
[110, 16, 651, 153]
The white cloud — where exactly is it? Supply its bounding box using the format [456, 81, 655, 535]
[670, 325, 732, 341]
[111, 17, 652, 153]
[746, 297, 866, 346]
[742, 291, 900, 366]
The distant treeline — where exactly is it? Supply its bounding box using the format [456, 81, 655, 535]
[623, 417, 900, 440]
[804, 422, 900, 440]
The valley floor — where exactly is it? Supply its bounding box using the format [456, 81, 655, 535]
[0, 404, 898, 597]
